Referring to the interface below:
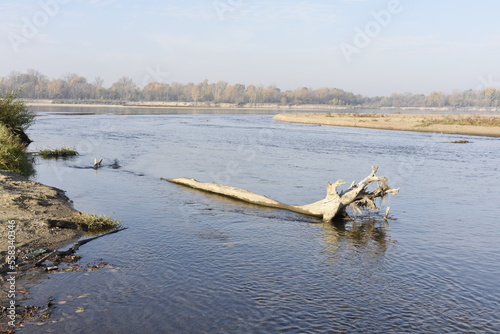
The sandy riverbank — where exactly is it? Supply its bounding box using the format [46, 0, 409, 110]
[273, 113, 500, 137]
[0, 171, 83, 267]
[0, 171, 83, 331]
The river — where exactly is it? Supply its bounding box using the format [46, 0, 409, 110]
[21, 106, 500, 333]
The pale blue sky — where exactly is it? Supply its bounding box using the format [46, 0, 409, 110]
[1, 0, 499, 96]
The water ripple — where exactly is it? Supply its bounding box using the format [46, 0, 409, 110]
[23, 112, 500, 333]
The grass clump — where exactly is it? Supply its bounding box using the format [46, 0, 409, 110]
[418, 115, 500, 127]
[39, 147, 79, 158]
[328, 113, 387, 118]
[0, 123, 35, 176]
[72, 212, 122, 233]
[347, 113, 386, 118]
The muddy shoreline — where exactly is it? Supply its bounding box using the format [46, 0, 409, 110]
[0, 171, 83, 331]
[273, 113, 500, 137]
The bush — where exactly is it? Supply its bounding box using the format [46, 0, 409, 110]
[0, 123, 35, 176]
[0, 91, 36, 131]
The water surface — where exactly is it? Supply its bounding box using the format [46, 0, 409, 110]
[21, 107, 500, 333]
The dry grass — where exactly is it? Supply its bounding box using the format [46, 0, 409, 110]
[72, 212, 122, 232]
[274, 113, 500, 137]
[417, 115, 500, 127]
[327, 113, 387, 118]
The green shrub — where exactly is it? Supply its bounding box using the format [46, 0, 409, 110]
[0, 92, 36, 131]
[0, 124, 35, 176]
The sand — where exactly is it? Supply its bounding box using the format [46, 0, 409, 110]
[273, 113, 500, 137]
[0, 171, 82, 268]
[0, 171, 84, 330]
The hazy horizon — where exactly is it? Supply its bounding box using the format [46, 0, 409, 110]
[1, 0, 499, 96]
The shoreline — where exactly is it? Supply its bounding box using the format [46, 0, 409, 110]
[28, 101, 353, 110]
[27, 101, 500, 113]
[0, 171, 83, 330]
[273, 113, 500, 137]
[0, 171, 83, 269]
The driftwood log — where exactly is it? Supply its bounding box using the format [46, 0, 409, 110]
[163, 166, 399, 222]
[94, 158, 103, 169]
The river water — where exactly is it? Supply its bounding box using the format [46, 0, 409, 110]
[20, 107, 500, 333]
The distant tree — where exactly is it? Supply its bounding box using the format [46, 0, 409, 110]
[169, 82, 182, 101]
[245, 85, 258, 105]
[294, 87, 312, 104]
[46, 80, 66, 99]
[200, 79, 213, 101]
[213, 81, 228, 102]
[181, 82, 195, 101]
[111, 77, 141, 101]
[191, 84, 201, 102]
[63, 74, 93, 99]
[231, 84, 246, 104]
[144, 82, 170, 101]
[483, 87, 498, 104]
[261, 85, 280, 103]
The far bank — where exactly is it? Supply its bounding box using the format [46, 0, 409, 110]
[27, 101, 500, 113]
[273, 113, 500, 137]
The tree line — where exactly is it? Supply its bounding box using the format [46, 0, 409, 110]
[1, 69, 500, 108]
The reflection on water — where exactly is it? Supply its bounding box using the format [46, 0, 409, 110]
[335, 219, 390, 248]
[318, 219, 391, 259]
[21, 109, 500, 333]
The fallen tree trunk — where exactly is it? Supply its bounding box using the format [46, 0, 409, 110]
[163, 166, 399, 222]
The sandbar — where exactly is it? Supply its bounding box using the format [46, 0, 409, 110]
[273, 113, 500, 137]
